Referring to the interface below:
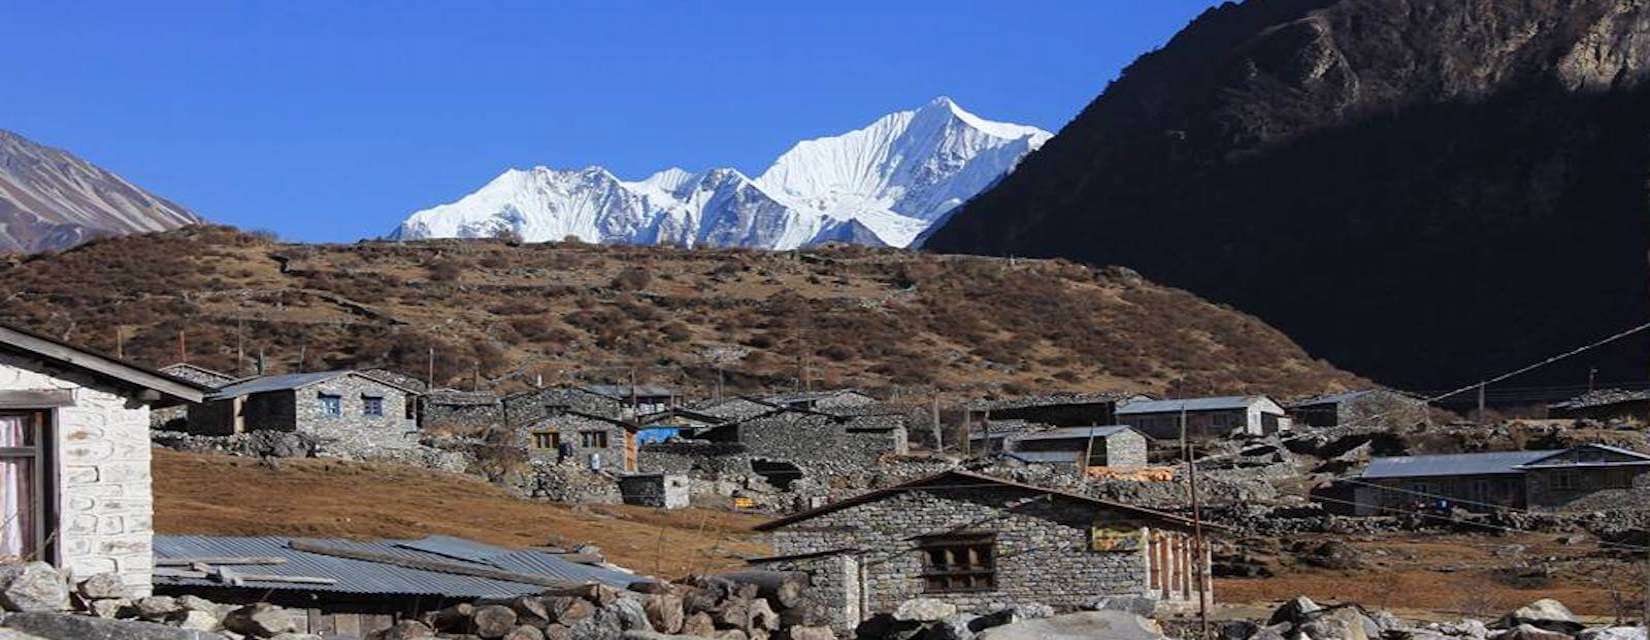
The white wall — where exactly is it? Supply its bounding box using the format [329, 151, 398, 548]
[0, 352, 155, 595]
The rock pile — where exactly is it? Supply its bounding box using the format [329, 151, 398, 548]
[1226, 595, 1643, 640]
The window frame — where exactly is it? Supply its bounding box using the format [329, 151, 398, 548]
[532, 431, 560, 450]
[0, 411, 55, 564]
[318, 393, 343, 417]
[579, 430, 609, 448]
[918, 533, 997, 594]
[362, 396, 385, 418]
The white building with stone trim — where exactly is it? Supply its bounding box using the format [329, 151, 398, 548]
[0, 322, 207, 596]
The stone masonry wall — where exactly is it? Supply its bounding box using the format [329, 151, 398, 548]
[752, 553, 862, 635]
[288, 375, 420, 458]
[768, 487, 1154, 616]
[519, 413, 631, 472]
[0, 352, 155, 596]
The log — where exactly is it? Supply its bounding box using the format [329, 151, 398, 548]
[473, 604, 519, 639]
[711, 570, 807, 610]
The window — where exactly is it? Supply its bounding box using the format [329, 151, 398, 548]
[363, 396, 384, 417]
[579, 430, 609, 448]
[532, 432, 560, 449]
[1, 412, 52, 562]
[1551, 471, 1579, 491]
[920, 534, 997, 593]
[319, 394, 342, 416]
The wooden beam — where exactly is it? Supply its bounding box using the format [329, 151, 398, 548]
[0, 390, 74, 409]
[0, 325, 207, 403]
[287, 540, 585, 589]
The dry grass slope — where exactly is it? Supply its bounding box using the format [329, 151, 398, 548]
[0, 225, 1364, 398]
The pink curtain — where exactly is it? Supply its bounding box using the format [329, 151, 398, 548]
[0, 415, 30, 560]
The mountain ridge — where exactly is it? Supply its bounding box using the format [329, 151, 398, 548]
[0, 129, 201, 254]
[391, 97, 1050, 250]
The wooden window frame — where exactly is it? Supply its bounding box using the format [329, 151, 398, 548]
[1, 411, 56, 564]
[579, 430, 609, 448]
[919, 533, 997, 594]
[318, 393, 343, 417]
[532, 432, 560, 450]
[362, 396, 384, 418]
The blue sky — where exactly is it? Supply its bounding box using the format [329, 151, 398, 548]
[0, 1, 1221, 242]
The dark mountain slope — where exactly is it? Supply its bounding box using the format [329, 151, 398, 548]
[927, 0, 1650, 391]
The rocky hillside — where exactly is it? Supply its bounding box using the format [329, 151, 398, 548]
[0, 226, 1361, 398]
[926, 0, 1650, 391]
[0, 129, 200, 254]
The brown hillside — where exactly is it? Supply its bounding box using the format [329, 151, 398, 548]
[0, 225, 1362, 398]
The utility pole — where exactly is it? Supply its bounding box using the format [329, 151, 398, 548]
[1589, 367, 1598, 392]
[178, 330, 187, 364]
[297, 342, 307, 374]
[427, 347, 435, 390]
[114, 326, 124, 360]
[473, 361, 481, 392]
[1180, 407, 1210, 638]
[1476, 382, 1487, 425]
[630, 367, 639, 415]
[236, 316, 246, 376]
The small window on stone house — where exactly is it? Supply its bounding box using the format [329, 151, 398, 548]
[919, 533, 997, 593]
[532, 432, 559, 449]
[580, 430, 608, 448]
[363, 396, 384, 417]
[319, 393, 342, 417]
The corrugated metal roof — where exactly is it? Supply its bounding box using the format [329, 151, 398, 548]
[209, 371, 349, 399]
[1009, 426, 1136, 442]
[1006, 451, 1080, 464]
[1118, 395, 1267, 415]
[1288, 390, 1374, 407]
[154, 534, 647, 597]
[1361, 450, 1556, 479]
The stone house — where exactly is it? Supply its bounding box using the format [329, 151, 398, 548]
[967, 419, 1049, 454]
[151, 363, 240, 429]
[583, 383, 680, 417]
[1117, 395, 1289, 441]
[1349, 444, 1650, 514]
[0, 321, 207, 595]
[518, 408, 640, 472]
[419, 389, 503, 433]
[698, 407, 909, 469]
[1004, 426, 1149, 469]
[753, 470, 1212, 634]
[185, 370, 424, 454]
[501, 386, 626, 426]
[635, 407, 728, 443]
[1287, 388, 1429, 429]
[1547, 389, 1650, 423]
[965, 393, 1143, 429]
[762, 389, 878, 413]
[693, 396, 783, 422]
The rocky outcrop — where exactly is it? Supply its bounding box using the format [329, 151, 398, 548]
[927, 0, 1650, 390]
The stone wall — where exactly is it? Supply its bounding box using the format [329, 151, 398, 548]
[734, 414, 906, 473]
[767, 487, 1161, 616]
[616, 473, 690, 509]
[752, 553, 862, 635]
[0, 352, 155, 596]
[518, 413, 632, 472]
[1105, 430, 1148, 467]
[502, 388, 625, 427]
[289, 375, 421, 458]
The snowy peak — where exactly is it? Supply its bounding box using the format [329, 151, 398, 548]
[391, 98, 1049, 250]
[0, 129, 201, 254]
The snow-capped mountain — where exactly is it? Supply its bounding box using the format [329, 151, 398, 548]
[390, 97, 1050, 249]
[0, 129, 200, 254]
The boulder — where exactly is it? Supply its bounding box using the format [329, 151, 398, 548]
[547, 597, 595, 623]
[613, 597, 656, 632]
[1495, 625, 1573, 640]
[619, 633, 713, 640]
[173, 610, 220, 633]
[1299, 607, 1377, 640]
[894, 598, 958, 623]
[784, 627, 837, 640]
[88, 598, 131, 619]
[223, 603, 298, 638]
[473, 604, 521, 639]
[133, 596, 181, 620]
[1498, 600, 1583, 634]
[542, 624, 574, 640]
[0, 562, 69, 612]
[368, 620, 436, 640]
[75, 573, 132, 601]
[747, 599, 780, 632]
[975, 611, 1165, 640]
[1085, 596, 1158, 618]
[644, 594, 685, 634]
[1269, 596, 1323, 627]
[0, 629, 49, 640]
[505, 625, 547, 640]
[681, 612, 716, 637]
[0, 612, 219, 640]
[1580, 628, 1648, 640]
[930, 614, 979, 640]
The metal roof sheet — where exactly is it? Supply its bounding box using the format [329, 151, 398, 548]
[1009, 426, 1136, 442]
[1005, 451, 1081, 464]
[1360, 450, 1556, 479]
[209, 371, 349, 399]
[154, 534, 647, 597]
[1118, 395, 1269, 415]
